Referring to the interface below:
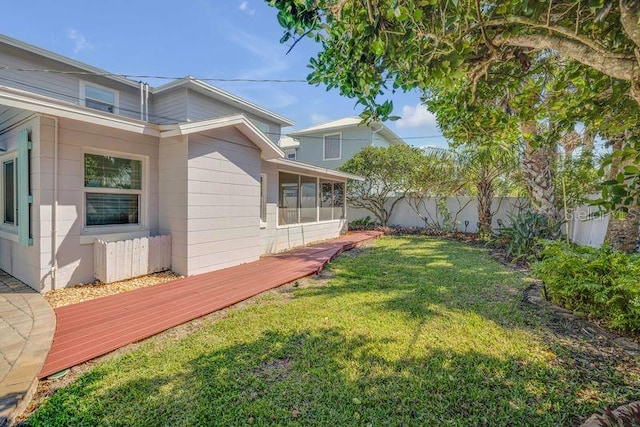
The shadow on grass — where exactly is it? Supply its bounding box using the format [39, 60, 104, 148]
[24, 236, 639, 427]
[27, 327, 589, 426]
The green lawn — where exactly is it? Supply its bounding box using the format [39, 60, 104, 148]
[28, 237, 639, 426]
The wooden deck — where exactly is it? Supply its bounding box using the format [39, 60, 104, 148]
[40, 231, 382, 378]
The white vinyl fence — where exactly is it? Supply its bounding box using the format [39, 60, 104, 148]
[94, 235, 172, 283]
[348, 196, 611, 248]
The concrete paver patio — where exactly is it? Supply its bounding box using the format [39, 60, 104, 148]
[0, 273, 55, 427]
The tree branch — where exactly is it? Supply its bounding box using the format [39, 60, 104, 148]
[619, 0, 640, 48]
[493, 33, 639, 81]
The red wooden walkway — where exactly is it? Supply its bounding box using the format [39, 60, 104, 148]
[40, 231, 382, 378]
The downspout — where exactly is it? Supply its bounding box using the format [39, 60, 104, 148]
[145, 83, 149, 121]
[40, 115, 59, 290]
[139, 81, 144, 120]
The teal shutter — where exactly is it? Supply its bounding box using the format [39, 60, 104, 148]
[17, 129, 32, 246]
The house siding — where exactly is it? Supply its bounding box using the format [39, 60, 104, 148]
[0, 116, 43, 289]
[37, 117, 160, 290]
[151, 88, 189, 124]
[295, 126, 375, 169]
[0, 45, 142, 120]
[158, 136, 189, 275]
[186, 127, 262, 275]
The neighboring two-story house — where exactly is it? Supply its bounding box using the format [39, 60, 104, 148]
[0, 34, 360, 292]
[283, 117, 407, 169]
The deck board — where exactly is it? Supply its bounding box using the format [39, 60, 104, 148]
[40, 231, 382, 378]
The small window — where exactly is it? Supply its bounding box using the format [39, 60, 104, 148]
[260, 173, 267, 223]
[84, 153, 142, 227]
[3, 160, 17, 225]
[323, 134, 341, 160]
[81, 82, 118, 114]
[286, 151, 296, 160]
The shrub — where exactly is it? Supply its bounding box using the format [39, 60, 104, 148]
[349, 216, 377, 230]
[496, 211, 564, 262]
[534, 241, 640, 332]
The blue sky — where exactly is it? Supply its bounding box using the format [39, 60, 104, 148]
[1, 0, 446, 147]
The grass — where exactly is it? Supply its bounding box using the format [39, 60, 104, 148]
[27, 237, 639, 426]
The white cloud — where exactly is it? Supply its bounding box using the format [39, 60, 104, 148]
[238, 1, 255, 15]
[67, 29, 93, 54]
[395, 104, 437, 129]
[310, 113, 329, 125]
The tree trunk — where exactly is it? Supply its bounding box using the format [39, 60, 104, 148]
[520, 121, 561, 220]
[477, 173, 494, 235]
[605, 133, 640, 252]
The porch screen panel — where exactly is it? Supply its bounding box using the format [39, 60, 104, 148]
[333, 182, 345, 219]
[278, 172, 299, 225]
[300, 176, 317, 223]
[319, 181, 333, 221]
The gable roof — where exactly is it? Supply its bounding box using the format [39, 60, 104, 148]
[158, 114, 285, 160]
[288, 116, 406, 145]
[0, 34, 140, 89]
[153, 78, 294, 127]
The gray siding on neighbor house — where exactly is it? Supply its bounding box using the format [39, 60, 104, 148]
[0, 44, 143, 120]
[185, 127, 262, 275]
[295, 126, 378, 169]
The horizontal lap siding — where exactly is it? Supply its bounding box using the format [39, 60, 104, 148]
[0, 46, 142, 120]
[38, 118, 160, 289]
[186, 128, 261, 275]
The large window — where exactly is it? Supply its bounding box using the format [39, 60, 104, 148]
[81, 82, 118, 114]
[279, 172, 345, 226]
[84, 153, 142, 227]
[323, 133, 341, 160]
[3, 159, 17, 226]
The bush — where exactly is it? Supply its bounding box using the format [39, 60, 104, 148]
[349, 216, 377, 230]
[496, 211, 563, 262]
[534, 241, 640, 332]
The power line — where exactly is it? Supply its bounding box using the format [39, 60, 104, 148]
[0, 75, 446, 141]
[0, 66, 308, 83]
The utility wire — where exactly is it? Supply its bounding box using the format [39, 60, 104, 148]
[0, 66, 308, 83]
[0, 75, 445, 141]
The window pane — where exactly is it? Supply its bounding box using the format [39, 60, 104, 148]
[278, 172, 298, 225]
[333, 182, 345, 219]
[324, 134, 341, 160]
[85, 85, 116, 104]
[300, 176, 317, 223]
[85, 98, 115, 113]
[84, 154, 142, 190]
[4, 161, 14, 225]
[320, 181, 333, 221]
[86, 193, 139, 226]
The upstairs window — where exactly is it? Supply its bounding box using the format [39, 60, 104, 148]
[323, 133, 341, 160]
[81, 82, 118, 114]
[286, 150, 296, 160]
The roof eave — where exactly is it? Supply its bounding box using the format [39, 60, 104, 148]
[267, 158, 365, 181]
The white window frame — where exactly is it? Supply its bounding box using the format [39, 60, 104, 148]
[0, 152, 18, 233]
[80, 81, 120, 114]
[286, 150, 297, 160]
[323, 133, 342, 161]
[260, 173, 268, 227]
[81, 148, 148, 237]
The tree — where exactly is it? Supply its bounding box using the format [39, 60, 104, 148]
[338, 144, 423, 226]
[268, 0, 640, 211]
[405, 147, 467, 230]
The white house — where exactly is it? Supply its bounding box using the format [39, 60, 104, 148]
[0, 34, 360, 292]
